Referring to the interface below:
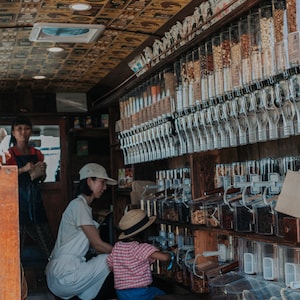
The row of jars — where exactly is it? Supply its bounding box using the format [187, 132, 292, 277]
[151, 234, 300, 296]
[119, 0, 300, 129]
[214, 156, 300, 190]
[119, 73, 300, 164]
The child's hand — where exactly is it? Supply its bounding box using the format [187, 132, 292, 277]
[168, 245, 178, 255]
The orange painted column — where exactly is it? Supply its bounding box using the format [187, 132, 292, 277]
[0, 165, 20, 299]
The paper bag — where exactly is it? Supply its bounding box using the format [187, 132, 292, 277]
[130, 180, 155, 205]
[275, 170, 300, 218]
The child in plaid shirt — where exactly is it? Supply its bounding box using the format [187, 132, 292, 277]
[107, 209, 175, 300]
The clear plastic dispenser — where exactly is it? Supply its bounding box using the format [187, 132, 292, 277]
[273, 0, 289, 73]
[239, 238, 261, 276]
[209, 271, 244, 299]
[287, 0, 300, 66]
[282, 246, 300, 288]
[261, 242, 279, 281]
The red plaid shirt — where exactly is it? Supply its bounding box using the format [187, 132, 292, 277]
[107, 241, 159, 290]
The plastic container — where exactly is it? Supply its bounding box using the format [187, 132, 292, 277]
[205, 196, 222, 228]
[225, 277, 267, 300]
[249, 9, 262, 82]
[273, 0, 289, 72]
[242, 282, 282, 299]
[190, 194, 222, 226]
[286, 0, 300, 33]
[287, 0, 300, 66]
[255, 204, 275, 235]
[199, 43, 209, 101]
[230, 22, 242, 89]
[275, 211, 290, 237]
[221, 29, 232, 93]
[190, 260, 219, 294]
[280, 288, 300, 299]
[190, 198, 206, 225]
[212, 34, 224, 96]
[260, 3, 276, 78]
[239, 16, 252, 85]
[233, 204, 254, 232]
[206, 40, 216, 99]
[238, 239, 261, 276]
[261, 243, 280, 281]
[219, 203, 234, 229]
[209, 271, 244, 298]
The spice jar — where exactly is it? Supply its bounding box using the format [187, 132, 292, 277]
[239, 16, 252, 85]
[260, 3, 276, 78]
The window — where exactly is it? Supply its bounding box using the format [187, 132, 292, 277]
[0, 125, 61, 183]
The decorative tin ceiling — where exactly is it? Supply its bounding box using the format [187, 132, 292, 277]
[0, 0, 193, 94]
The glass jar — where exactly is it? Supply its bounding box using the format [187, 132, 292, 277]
[249, 9, 262, 82]
[180, 55, 189, 109]
[212, 34, 224, 97]
[206, 40, 216, 99]
[192, 47, 201, 104]
[239, 16, 252, 85]
[186, 51, 195, 107]
[221, 29, 232, 93]
[199, 43, 209, 101]
[273, 0, 289, 72]
[286, 0, 300, 33]
[230, 22, 242, 89]
[260, 3, 276, 78]
[287, 0, 300, 66]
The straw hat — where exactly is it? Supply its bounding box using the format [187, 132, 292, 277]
[118, 209, 156, 240]
[79, 163, 117, 185]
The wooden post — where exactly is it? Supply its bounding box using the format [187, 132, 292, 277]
[0, 165, 20, 299]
